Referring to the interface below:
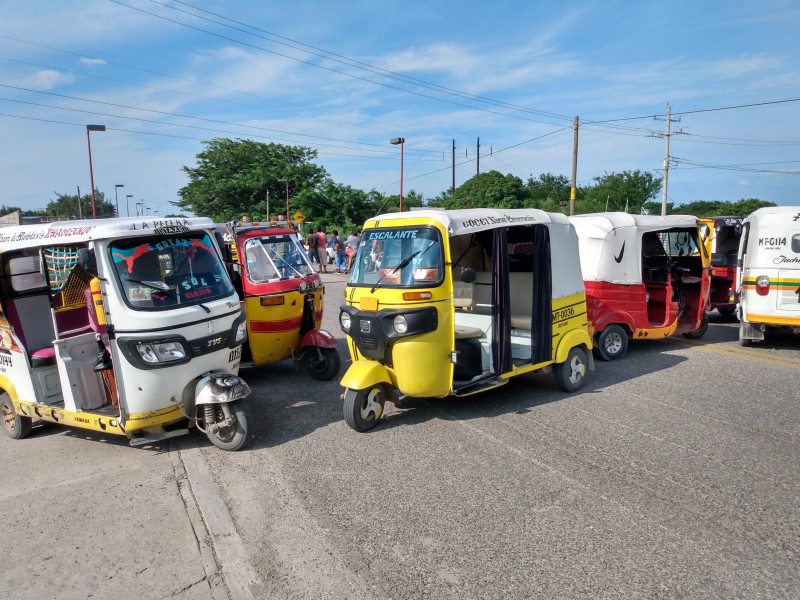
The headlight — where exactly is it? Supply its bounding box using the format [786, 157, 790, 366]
[135, 340, 187, 364]
[235, 321, 247, 342]
[392, 314, 408, 334]
[340, 311, 352, 333]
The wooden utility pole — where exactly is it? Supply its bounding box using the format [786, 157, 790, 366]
[654, 102, 683, 216]
[569, 116, 579, 216]
[477, 137, 480, 174]
[452, 139, 456, 192]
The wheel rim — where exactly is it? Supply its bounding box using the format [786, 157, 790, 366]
[604, 332, 623, 354]
[2, 402, 15, 432]
[360, 388, 384, 421]
[568, 356, 586, 384]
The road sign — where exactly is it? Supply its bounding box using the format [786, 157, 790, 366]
[294, 211, 305, 223]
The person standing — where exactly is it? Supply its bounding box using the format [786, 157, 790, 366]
[305, 228, 320, 270]
[315, 227, 328, 273]
[345, 230, 360, 274]
[332, 230, 347, 273]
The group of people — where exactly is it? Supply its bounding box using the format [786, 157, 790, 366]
[304, 227, 361, 274]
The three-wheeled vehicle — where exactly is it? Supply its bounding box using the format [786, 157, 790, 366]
[699, 216, 743, 317]
[734, 206, 800, 345]
[0, 217, 253, 450]
[569, 213, 710, 361]
[338, 208, 594, 431]
[216, 220, 340, 380]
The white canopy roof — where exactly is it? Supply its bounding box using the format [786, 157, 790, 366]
[369, 208, 569, 236]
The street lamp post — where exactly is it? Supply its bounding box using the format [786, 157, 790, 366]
[86, 125, 106, 219]
[277, 178, 289, 217]
[390, 137, 405, 212]
[114, 184, 124, 218]
[125, 194, 133, 217]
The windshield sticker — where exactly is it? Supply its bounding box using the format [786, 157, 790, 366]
[113, 244, 151, 273]
[367, 230, 418, 241]
[128, 287, 152, 302]
[459, 214, 539, 229]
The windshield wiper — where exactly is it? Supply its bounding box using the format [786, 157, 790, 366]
[370, 250, 422, 293]
[125, 278, 210, 313]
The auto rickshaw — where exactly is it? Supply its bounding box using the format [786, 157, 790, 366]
[699, 216, 743, 317]
[217, 221, 340, 380]
[0, 217, 253, 450]
[734, 206, 800, 345]
[569, 213, 710, 361]
[338, 208, 594, 431]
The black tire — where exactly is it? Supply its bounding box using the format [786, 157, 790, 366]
[595, 325, 628, 361]
[203, 400, 253, 451]
[1, 393, 32, 440]
[717, 306, 737, 318]
[304, 347, 341, 381]
[343, 386, 387, 432]
[554, 346, 589, 393]
[683, 314, 709, 339]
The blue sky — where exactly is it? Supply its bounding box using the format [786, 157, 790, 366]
[1, 0, 799, 217]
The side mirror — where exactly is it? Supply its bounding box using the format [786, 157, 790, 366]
[78, 248, 96, 273]
[460, 267, 476, 284]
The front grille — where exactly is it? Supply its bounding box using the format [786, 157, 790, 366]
[190, 331, 231, 356]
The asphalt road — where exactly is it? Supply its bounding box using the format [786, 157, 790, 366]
[203, 275, 800, 600]
[2, 273, 798, 599]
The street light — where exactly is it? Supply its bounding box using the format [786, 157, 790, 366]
[125, 194, 133, 217]
[86, 125, 106, 219]
[390, 137, 405, 212]
[277, 178, 289, 217]
[114, 184, 124, 218]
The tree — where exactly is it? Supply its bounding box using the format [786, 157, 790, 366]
[580, 170, 661, 214]
[672, 198, 775, 217]
[447, 170, 529, 209]
[46, 190, 114, 219]
[526, 173, 571, 212]
[177, 138, 328, 222]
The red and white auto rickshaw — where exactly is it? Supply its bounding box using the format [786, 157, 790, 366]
[569, 213, 710, 360]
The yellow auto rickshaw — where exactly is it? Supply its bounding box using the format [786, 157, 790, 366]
[338, 208, 594, 431]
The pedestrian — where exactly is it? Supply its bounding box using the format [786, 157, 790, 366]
[305, 228, 320, 270]
[345, 230, 360, 274]
[316, 227, 328, 273]
[332, 230, 347, 273]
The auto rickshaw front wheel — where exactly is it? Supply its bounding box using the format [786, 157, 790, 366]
[304, 347, 341, 381]
[202, 400, 254, 451]
[555, 347, 589, 393]
[1, 393, 32, 440]
[343, 385, 387, 432]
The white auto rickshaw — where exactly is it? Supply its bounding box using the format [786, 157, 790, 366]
[0, 217, 253, 450]
[735, 206, 800, 345]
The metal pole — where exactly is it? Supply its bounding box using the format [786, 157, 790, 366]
[126, 194, 132, 217]
[77, 185, 82, 219]
[87, 128, 97, 219]
[452, 138, 455, 193]
[570, 116, 579, 216]
[661, 102, 671, 216]
[285, 180, 289, 216]
[399, 139, 404, 212]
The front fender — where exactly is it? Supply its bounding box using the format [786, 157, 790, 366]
[340, 360, 393, 391]
[555, 329, 594, 368]
[195, 372, 251, 406]
[298, 328, 338, 350]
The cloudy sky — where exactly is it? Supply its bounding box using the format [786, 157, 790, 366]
[1, 0, 799, 217]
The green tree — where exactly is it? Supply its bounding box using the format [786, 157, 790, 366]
[580, 170, 661, 214]
[526, 173, 571, 212]
[177, 138, 328, 222]
[673, 198, 775, 217]
[448, 170, 529, 209]
[46, 190, 114, 219]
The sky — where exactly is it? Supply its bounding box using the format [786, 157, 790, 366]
[1, 0, 800, 218]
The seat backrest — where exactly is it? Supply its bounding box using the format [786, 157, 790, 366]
[5, 295, 55, 352]
[453, 280, 474, 309]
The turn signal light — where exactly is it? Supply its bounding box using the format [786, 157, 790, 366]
[402, 291, 432, 301]
[260, 295, 285, 306]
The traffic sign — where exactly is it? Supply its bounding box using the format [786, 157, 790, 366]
[294, 211, 305, 223]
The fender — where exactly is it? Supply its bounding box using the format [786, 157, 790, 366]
[555, 329, 594, 367]
[591, 310, 636, 334]
[298, 328, 338, 350]
[340, 360, 393, 391]
[195, 372, 251, 406]
[0, 374, 21, 404]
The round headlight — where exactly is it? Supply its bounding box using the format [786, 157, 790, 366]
[393, 314, 408, 334]
[339, 311, 352, 333]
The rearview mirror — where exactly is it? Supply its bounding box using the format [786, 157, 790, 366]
[460, 267, 476, 283]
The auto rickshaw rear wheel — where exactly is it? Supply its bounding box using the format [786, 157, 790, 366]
[595, 325, 628, 361]
[683, 314, 709, 339]
[303, 347, 341, 381]
[343, 385, 387, 432]
[1, 393, 32, 440]
[717, 306, 737, 318]
[202, 400, 253, 451]
[555, 346, 589, 393]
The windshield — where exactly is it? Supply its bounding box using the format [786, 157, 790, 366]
[349, 226, 444, 288]
[243, 234, 315, 282]
[110, 232, 234, 309]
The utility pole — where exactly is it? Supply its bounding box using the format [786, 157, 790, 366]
[477, 137, 480, 174]
[452, 139, 456, 193]
[76, 185, 82, 219]
[653, 102, 683, 216]
[266, 190, 270, 221]
[570, 116, 579, 216]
